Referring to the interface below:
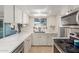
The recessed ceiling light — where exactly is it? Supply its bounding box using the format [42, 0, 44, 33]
[31, 8, 48, 13]
[32, 13, 48, 17]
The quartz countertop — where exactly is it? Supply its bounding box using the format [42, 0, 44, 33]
[0, 31, 32, 53]
[53, 37, 69, 39]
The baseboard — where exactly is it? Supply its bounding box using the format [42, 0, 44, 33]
[32, 45, 52, 47]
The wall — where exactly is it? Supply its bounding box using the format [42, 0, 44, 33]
[67, 28, 79, 37]
[29, 16, 59, 45]
[58, 6, 79, 37]
[20, 15, 32, 32]
[29, 16, 59, 34]
[28, 16, 34, 33]
[46, 15, 59, 34]
[21, 15, 33, 33]
[14, 6, 32, 33]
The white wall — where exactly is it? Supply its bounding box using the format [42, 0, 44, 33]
[28, 17, 34, 33]
[29, 16, 59, 34]
[21, 15, 33, 33]
[67, 28, 79, 37]
[46, 16, 59, 34]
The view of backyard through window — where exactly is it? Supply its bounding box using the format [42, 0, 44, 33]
[33, 18, 47, 33]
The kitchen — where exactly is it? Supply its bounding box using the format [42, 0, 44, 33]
[0, 5, 79, 53]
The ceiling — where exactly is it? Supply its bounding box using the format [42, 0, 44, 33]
[0, 5, 79, 17]
[16, 5, 79, 17]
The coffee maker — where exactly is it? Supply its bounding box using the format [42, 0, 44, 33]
[17, 23, 22, 33]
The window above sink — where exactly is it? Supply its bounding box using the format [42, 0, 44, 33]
[33, 18, 47, 33]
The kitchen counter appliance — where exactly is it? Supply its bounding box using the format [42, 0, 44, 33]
[61, 11, 79, 26]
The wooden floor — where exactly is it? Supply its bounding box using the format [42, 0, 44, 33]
[29, 46, 53, 53]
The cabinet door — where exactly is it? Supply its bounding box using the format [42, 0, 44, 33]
[27, 35, 32, 51]
[32, 34, 40, 45]
[46, 34, 53, 45]
[32, 38, 40, 45]
[39, 35, 48, 45]
[4, 5, 14, 23]
[24, 39, 28, 53]
[32, 33, 48, 45]
[39, 39, 48, 45]
[24, 35, 32, 53]
[23, 12, 29, 25]
[15, 7, 22, 24]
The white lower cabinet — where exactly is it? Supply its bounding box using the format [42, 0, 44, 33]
[47, 34, 53, 45]
[24, 35, 32, 53]
[32, 33, 56, 45]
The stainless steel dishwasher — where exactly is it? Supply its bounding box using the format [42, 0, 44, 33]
[12, 42, 24, 53]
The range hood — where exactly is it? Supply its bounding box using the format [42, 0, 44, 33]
[61, 11, 79, 26]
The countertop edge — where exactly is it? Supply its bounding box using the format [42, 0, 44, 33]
[0, 31, 32, 53]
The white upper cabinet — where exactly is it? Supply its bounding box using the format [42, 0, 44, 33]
[23, 12, 29, 25]
[15, 7, 22, 24]
[4, 5, 14, 23]
[4, 6, 29, 24]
